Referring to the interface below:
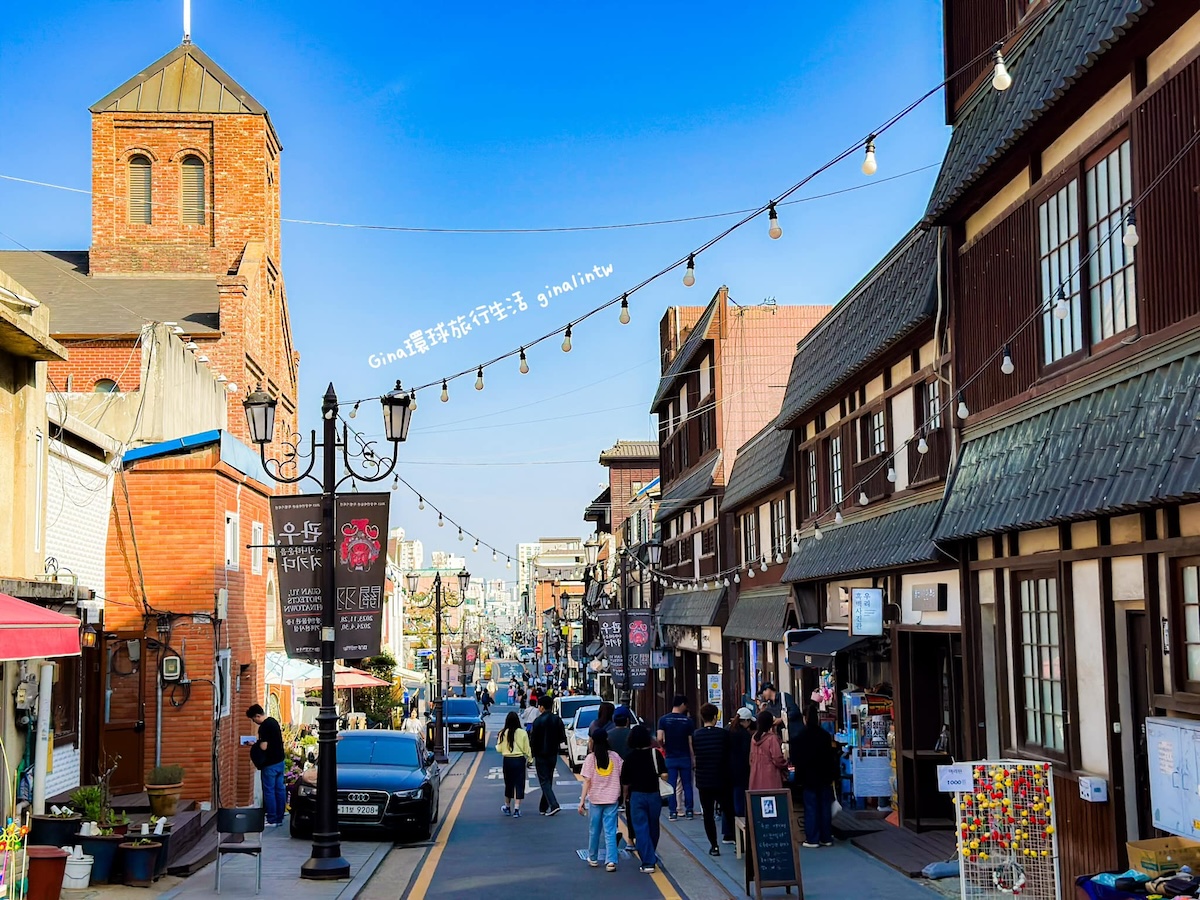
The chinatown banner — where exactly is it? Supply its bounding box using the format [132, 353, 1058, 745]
[270, 493, 389, 660]
[464, 642, 480, 684]
[596, 610, 653, 691]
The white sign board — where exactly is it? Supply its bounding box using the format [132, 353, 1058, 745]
[937, 763, 973, 793]
[707, 674, 722, 703]
[850, 588, 884, 636]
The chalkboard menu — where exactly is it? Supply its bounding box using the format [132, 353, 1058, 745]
[744, 790, 804, 899]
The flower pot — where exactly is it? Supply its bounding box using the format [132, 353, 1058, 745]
[63, 854, 94, 889]
[146, 782, 184, 817]
[153, 826, 172, 879]
[27, 813, 82, 847]
[110, 822, 129, 837]
[76, 832, 124, 883]
[26, 846, 68, 900]
[119, 842, 161, 887]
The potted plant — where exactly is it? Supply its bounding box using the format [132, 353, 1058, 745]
[28, 803, 82, 847]
[145, 764, 185, 817]
[102, 808, 131, 837]
[76, 827, 124, 884]
[75, 756, 126, 883]
[150, 816, 172, 879]
[118, 837, 161, 887]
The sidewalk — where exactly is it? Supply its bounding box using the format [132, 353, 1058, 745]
[660, 811, 946, 899]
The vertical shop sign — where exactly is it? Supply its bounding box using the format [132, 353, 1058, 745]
[334, 493, 389, 659]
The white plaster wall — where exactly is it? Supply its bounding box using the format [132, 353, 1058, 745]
[44, 443, 112, 596]
[1072, 560, 1109, 777]
[891, 386, 916, 490]
[900, 570, 961, 627]
[1112, 557, 1145, 601]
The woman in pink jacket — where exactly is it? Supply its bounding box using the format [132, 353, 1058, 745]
[748, 709, 789, 790]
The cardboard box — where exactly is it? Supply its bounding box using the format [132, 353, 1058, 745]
[1127, 837, 1200, 875]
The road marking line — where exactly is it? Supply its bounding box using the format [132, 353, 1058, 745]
[405, 749, 484, 900]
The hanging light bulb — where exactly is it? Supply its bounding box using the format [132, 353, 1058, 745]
[440, 379, 449, 402]
[519, 348, 530, 374]
[917, 435, 929, 455]
[723, 577, 730, 587]
[992, 47, 1013, 91]
[619, 295, 631, 325]
[1123, 210, 1139, 248]
[349, 401, 360, 419]
[1053, 285, 1070, 320]
[767, 202, 783, 240]
[747, 567, 755, 579]
[861, 136, 878, 176]
[734, 572, 741, 584]
[561, 326, 572, 352]
[814, 524, 823, 541]
[858, 490, 869, 507]
[760, 558, 768, 573]
[391, 475, 399, 492]
[409, 389, 418, 412]
[886, 465, 897, 483]
[458, 528, 464, 542]
[323, 409, 334, 420]
[774, 552, 783, 565]
[682, 254, 696, 287]
[351, 480, 358, 493]
[1001, 345, 1015, 375]
[438, 513, 444, 527]
[506, 557, 512, 569]
[475, 366, 484, 391]
[492, 550, 498, 562]
[835, 507, 844, 525]
[957, 392, 970, 420]
[473, 540, 479, 552]
[418, 496, 425, 510]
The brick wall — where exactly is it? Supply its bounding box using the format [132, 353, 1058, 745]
[47, 340, 142, 393]
[607, 461, 659, 539]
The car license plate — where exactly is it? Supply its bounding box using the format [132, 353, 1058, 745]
[337, 804, 377, 816]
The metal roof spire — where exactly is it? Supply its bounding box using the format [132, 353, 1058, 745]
[183, 0, 192, 44]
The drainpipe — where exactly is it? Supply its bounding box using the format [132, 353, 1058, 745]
[155, 663, 163, 768]
[31, 662, 54, 815]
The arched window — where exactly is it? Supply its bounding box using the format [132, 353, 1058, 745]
[181, 156, 205, 224]
[93, 379, 118, 393]
[128, 155, 151, 224]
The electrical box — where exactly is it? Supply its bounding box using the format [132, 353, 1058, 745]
[14, 683, 30, 710]
[1079, 776, 1108, 803]
[216, 589, 229, 620]
[161, 656, 182, 682]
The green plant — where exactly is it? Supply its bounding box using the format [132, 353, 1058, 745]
[102, 809, 130, 828]
[49, 805, 79, 818]
[300, 735, 317, 748]
[68, 786, 103, 822]
[146, 764, 184, 785]
[131, 837, 158, 847]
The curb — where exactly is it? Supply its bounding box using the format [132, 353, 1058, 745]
[658, 819, 744, 898]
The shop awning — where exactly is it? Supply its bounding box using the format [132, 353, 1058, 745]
[657, 586, 725, 627]
[724, 586, 792, 643]
[0, 593, 81, 661]
[297, 666, 390, 692]
[787, 629, 868, 669]
[655, 452, 721, 523]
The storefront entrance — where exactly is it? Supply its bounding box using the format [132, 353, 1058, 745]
[896, 629, 962, 830]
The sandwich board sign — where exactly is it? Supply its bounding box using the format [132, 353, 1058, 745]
[744, 789, 804, 899]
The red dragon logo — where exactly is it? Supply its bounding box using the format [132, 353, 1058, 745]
[628, 618, 650, 647]
[339, 518, 381, 572]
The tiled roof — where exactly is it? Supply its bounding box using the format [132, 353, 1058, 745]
[583, 487, 610, 525]
[599, 440, 660, 464]
[778, 227, 937, 428]
[925, 0, 1146, 223]
[658, 586, 726, 627]
[0, 251, 219, 336]
[722, 423, 791, 511]
[783, 499, 943, 582]
[724, 586, 792, 643]
[654, 451, 721, 523]
[651, 298, 719, 409]
[933, 353, 1200, 541]
[91, 43, 267, 115]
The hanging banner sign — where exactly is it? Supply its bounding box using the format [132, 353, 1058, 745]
[597, 610, 625, 687]
[597, 610, 653, 691]
[850, 588, 885, 637]
[465, 642, 480, 684]
[334, 493, 389, 659]
[270, 495, 325, 659]
[269, 492, 390, 661]
[626, 611, 652, 691]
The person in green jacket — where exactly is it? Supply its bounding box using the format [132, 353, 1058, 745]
[497, 711, 533, 818]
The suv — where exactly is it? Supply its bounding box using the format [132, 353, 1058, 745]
[428, 698, 487, 751]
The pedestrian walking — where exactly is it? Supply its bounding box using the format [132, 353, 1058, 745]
[621, 724, 666, 874]
[401, 708, 424, 736]
[529, 695, 566, 815]
[246, 704, 287, 826]
[656, 694, 695, 821]
[579, 730, 624, 871]
[608, 709, 633, 759]
[497, 711, 533, 818]
[508, 682, 516, 705]
[792, 703, 838, 848]
[749, 709, 789, 790]
[726, 706, 755, 829]
[481, 687, 493, 716]
[588, 701, 615, 739]
[520, 699, 540, 733]
[693, 703, 733, 855]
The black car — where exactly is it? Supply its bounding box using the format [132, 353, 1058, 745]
[290, 731, 440, 842]
[427, 698, 488, 750]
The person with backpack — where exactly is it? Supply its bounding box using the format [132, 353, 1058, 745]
[497, 711, 533, 818]
[579, 730, 624, 871]
[529, 694, 566, 815]
[693, 703, 734, 854]
[620, 724, 667, 874]
[246, 704, 286, 826]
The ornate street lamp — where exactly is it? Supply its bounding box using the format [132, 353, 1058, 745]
[409, 567, 469, 762]
[242, 380, 411, 881]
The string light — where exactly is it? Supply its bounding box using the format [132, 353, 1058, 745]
[683, 254, 696, 287]
[917, 435, 929, 455]
[992, 45, 1013, 91]
[862, 136, 878, 176]
[1001, 345, 1015, 375]
[1123, 210, 1139, 247]
[835, 507, 844, 525]
[747, 567, 755, 579]
[349, 401, 359, 419]
[723, 576, 731, 587]
[858, 490, 869, 507]
[734, 572, 741, 584]
[957, 393, 970, 420]
[1053, 285, 1070, 320]
[418, 496, 425, 510]
[886, 466, 896, 483]
[814, 523, 823, 541]
[760, 558, 768, 573]
[518, 348, 529, 374]
[409, 389, 418, 412]
[561, 326, 572, 353]
[473, 540, 479, 552]
[619, 294, 631, 325]
[506, 557, 512, 569]
[492, 550, 498, 562]
[458, 528, 464, 542]
[475, 366, 485, 391]
[768, 202, 782, 239]
[391, 474, 399, 491]
[440, 380, 449, 402]
[438, 513, 444, 527]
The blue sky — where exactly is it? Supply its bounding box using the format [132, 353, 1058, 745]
[1, 1, 948, 584]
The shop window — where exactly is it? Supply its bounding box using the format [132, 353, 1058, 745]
[251, 521, 264, 575]
[770, 498, 790, 559]
[742, 512, 758, 566]
[806, 449, 818, 520]
[52, 656, 81, 747]
[1013, 574, 1066, 756]
[128, 154, 152, 224]
[828, 435, 844, 507]
[224, 513, 240, 569]
[217, 649, 232, 718]
[1175, 559, 1200, 689]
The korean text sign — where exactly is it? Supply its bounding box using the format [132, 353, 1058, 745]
[270, 495, 324, 659]
[596, 610, 652, 691]
[850, 588, 884, 637]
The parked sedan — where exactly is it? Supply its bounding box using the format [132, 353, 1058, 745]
[426, 698, 488, 750]
[567, 706, 601, 771]
[290, 731, 440, 843]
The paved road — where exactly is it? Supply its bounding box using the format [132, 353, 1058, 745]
[403, 704, 694, 900]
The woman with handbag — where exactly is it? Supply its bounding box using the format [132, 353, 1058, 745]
[748, 710, 790, 790]
[792, 704, 838, 847]
[620, 725, 669, 874]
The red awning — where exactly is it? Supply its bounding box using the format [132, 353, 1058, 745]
[297, 666, 390, 692]
[0, 593, 81, 661]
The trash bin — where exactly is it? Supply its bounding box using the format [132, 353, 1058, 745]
[26, 846, 68, 900]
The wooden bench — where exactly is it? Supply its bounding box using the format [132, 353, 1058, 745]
[733, 816, 746, 858]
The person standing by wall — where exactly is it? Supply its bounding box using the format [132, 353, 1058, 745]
[621, 724, 667, 874]
[792, 703, 838, 848]
[656, 695, 696, 821]
[749, 709, 789, 790]
[530, 695, 566, 815]
[578, 730, 624, 872]
[725, 707, 755, 837]
[693, 703, 733, 855]
[497, 711, 533, 818]
[246, 704, 286, 826]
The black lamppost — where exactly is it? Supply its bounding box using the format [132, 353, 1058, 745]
[243, 380, 413, 881]
[406, 568, 469, 763]
[645, 539, 663, 721]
